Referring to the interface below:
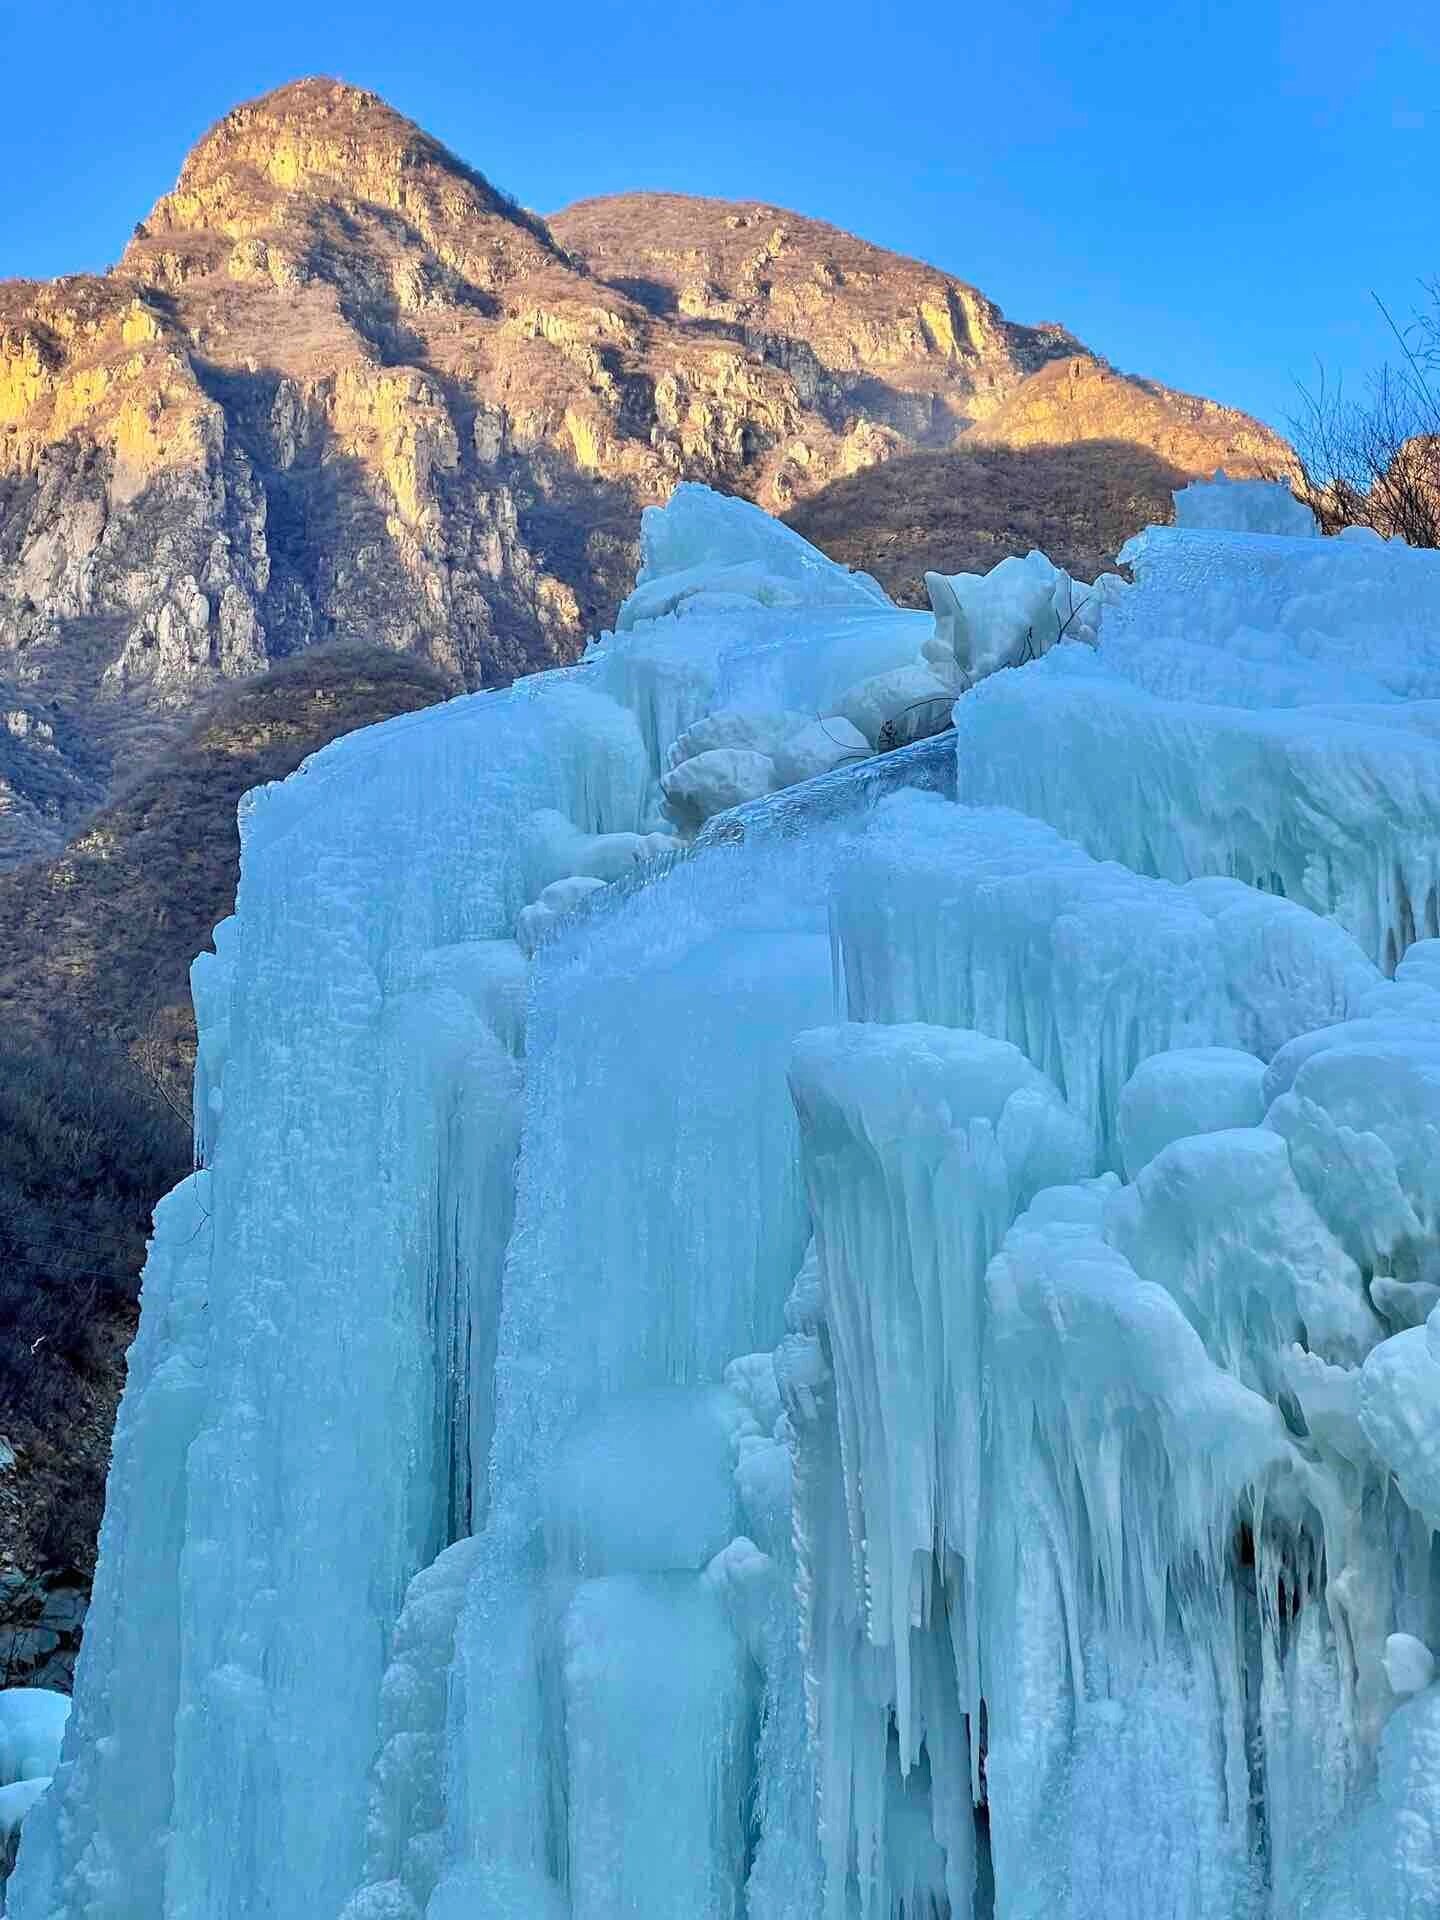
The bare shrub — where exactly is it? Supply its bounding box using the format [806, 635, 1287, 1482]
[1286, 288, 1440, 546]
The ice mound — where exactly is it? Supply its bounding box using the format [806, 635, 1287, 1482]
[664, 705, 810, 768]
[1358, 1319, 1440, 1531]
[1172, 470, 1318, 537]
[520, 809, 680, 894]
[17, 482, 1440, 1920]
[0, 1690, 67, 1895]
[1383, 1633, 1436, 1697]
[772, 715, 871, 785]
[390, 938, 531, 1057]
[618, 481, 890, 630]
[925, 548, 1110, 684]
[1105, 1127, 1379, 1396]
[826, 662, 954, 748]
[1265, 1020, 1440, 1281]
[516, 874, 608, 955]
[0, 1692, 68, 1791]
[1117, 1045, 1266, 1175]
[661, 744, 778, 828]
[1397, 936, 1440, 993]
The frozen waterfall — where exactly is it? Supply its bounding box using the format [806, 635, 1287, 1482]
[10, 477, 1440, 1918]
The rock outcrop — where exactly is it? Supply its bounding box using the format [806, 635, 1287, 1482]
[0, 76, 1288, 867]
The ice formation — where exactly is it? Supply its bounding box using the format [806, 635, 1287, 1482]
[925, 548, 1110, 685]
[0, 1695, 68, 1796]
[1172, 471, 1319, 538]
[0, 1691, 67, 1890]
[11, 479, 1440, 1919]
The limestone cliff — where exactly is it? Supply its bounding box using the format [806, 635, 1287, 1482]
[0, 76, 1288, 867]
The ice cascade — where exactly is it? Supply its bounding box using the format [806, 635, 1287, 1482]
[9, 482, 1440, 1919]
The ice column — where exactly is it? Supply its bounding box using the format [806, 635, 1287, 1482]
[433, 824, 845, 1920]
[787, 1023, 1089, 1918]
[981, 1192, 1305, 1920]
[11, 681, 650, 1920]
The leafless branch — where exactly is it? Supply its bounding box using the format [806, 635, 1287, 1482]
[1282, 284, 1440, 547]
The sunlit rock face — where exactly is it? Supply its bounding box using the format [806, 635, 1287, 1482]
[14, 484, 1440, 1920]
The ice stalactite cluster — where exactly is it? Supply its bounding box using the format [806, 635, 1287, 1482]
[10, 476, 1440, 1919]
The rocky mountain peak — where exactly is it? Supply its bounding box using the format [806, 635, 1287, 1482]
[119, 76, 565, 296]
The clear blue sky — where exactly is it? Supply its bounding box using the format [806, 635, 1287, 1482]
[3, 0, 1438, 432]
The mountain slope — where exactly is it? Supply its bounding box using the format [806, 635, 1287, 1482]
[0, 77, 1288, 866]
